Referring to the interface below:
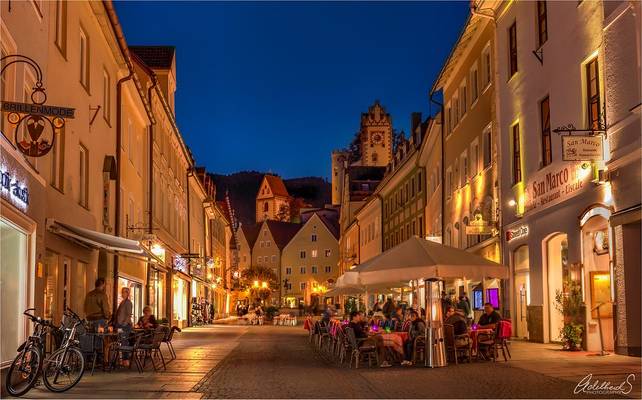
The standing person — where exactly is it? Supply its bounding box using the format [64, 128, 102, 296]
[382, 297, 395, 318]
[84, 278, 111, 330]
[401, 310, 426, 366]
[114, 287, 133, 367]
[456, 295, 472, 324]
[440, 291, 452, 319]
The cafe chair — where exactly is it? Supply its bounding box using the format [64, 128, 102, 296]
[345, 327, 379, 369]
[443, 323, 472, 364]
[162, 326, 181, 360]
[411, 335, 426, 364]
[139, 326, 169, 371]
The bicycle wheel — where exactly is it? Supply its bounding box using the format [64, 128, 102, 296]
[5, 345, 42, 397]
[42, 347, 85, 393]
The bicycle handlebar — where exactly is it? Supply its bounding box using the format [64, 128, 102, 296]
[23, 308, 53, 327]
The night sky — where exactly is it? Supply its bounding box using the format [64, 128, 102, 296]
[115, 1, 469, 179]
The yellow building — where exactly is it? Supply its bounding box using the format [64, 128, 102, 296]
[418, 116, 442, 240]
[431, 13, 499, 263]
[256, 174, 291, 223]
[252, 220, 300, 305]
[131, 46, 192, 328]
[281, 213, 339, 308]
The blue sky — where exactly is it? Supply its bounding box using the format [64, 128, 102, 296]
[115, 1, 469, 179]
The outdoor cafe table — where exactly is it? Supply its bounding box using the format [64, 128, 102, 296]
[85, 331, 120, 370]
[379, 331, 409, 355]
[468, 327, 494, 356]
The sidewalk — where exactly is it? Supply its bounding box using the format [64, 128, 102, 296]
[12, 325, 246, 399]
[508, 340, 641, 398]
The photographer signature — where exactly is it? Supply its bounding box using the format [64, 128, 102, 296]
[574, 373, 636, 395]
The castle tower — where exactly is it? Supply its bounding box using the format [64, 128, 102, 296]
[331, 150, 348, 206]
[359, 100, 393, 167]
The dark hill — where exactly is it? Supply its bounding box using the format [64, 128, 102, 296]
[209, 171, 330, 226]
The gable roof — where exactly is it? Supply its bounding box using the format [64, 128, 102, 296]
[318, 214, 340, 240]
[240, 224, 261, 248]
[265, 220, 301, 250]
[129, 46, 175, 69]
[262, 175, 290, 198]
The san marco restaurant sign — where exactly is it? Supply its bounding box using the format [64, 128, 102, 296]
[524, 162, 593, 215]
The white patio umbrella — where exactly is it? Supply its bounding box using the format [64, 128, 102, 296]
[354, 236, 507, 286]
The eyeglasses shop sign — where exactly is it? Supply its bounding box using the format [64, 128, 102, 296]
[562, 135, 603, 161]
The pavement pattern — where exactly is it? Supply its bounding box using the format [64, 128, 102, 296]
[8, 324, 640, 399]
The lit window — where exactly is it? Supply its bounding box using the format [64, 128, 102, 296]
[512, 124, 522, 184]
[540, 96, 552, 166]
[311, 250, 318, 258]
[537, 1, 548, 47]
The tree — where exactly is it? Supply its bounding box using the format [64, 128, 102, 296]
[276, 203, 290, 222]
[346, 132, 362, 164]
[241, 266, 279, 305]
[392, 129, 406, 154]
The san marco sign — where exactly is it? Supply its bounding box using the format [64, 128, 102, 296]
[1, 54, 75, 158]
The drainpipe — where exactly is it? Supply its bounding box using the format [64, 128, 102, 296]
[147, 77, 157, 235]
[113, 70, 134, 316]
[186, 168, 193, 325]
[429, 92, 445, 242]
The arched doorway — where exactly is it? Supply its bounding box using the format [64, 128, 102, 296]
[546, 233, 568, 342]
[513, 245, 530, 339]
[580, 207, 613, 352]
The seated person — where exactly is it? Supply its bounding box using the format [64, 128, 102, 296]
[477, 303, 502, 329]
[444, 306, 468, 336]
[401, 310, 425, 366]
[390, 307, 404, 331]
[370, 311, 386, 330]
[136, 306, 158, 329]
[349, 311, 390, 368]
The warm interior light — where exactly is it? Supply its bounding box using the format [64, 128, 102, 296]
[508, 199, 516, 207]
[261, 281, 268, 288]
[253, 280, 259, 288]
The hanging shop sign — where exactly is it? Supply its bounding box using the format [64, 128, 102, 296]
[1, 55, 75, 158]
[0, 168, 29, 208]
[506, 225, 528, 243]
[524, 162, 593, 214]
[465, 213, 494, 235]
[561, 135, 603, 161]
[173, 255, 189, 274]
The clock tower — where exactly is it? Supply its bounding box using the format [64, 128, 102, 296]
[359, 100, 392, 167]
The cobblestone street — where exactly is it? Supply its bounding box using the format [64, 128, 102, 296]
[9, 324, 640, 399]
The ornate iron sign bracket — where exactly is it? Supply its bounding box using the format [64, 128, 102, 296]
[1, 54, 75, 157]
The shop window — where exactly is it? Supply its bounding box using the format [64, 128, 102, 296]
[482, 43, 491, 88]
[486, 288, 500, 309]
[1, 220, 27, 365]
[473, 288, 483, 310]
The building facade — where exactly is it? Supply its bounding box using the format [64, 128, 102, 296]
[492, 0, 618, 352]
[256, 174, 291, 223]
[281, 213, 339, 308]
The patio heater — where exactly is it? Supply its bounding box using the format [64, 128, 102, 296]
[424, 278, 447, 368]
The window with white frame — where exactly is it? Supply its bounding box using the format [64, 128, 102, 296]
[51, 126, 65, 191]
[470, 62, 479, 102]
[102, 69, 110, 123]
[324, 266, 331, 273]
[470, 138, 479, 177]
[445, 102, 452, 135]
[79, 28, 89, 90]
[461, 151, 469, 184]
[54, 0, 67, 56]
[482, 43, 491, 88]
[311, 266, 318, 274]
[285, 267, 292, 275]
[79, 143, 89, 207]
[460, 82, 467, 117]
[452, 94, 459, 126]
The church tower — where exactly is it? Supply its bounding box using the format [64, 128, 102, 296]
[359, 100, 392, 167]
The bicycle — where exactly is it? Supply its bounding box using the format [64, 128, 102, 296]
[5, 308, 87, 396]
[41, 307, 86, 392]
[5, 309, 56, 397]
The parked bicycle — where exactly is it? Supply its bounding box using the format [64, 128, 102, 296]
[5, 308, 86, 397]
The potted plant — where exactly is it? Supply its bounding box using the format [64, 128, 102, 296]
[554, 279, 584, 350]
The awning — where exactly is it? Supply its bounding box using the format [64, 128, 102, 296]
[47, 218, 143, 256]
